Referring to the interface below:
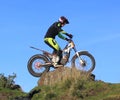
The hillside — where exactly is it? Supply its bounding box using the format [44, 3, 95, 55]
[0, 67, 120, 100]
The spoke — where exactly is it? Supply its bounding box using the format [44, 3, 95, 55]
[75, 55, 92, 72]
[32, 58, 46, 73]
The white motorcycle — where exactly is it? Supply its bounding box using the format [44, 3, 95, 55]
[27, 38, 95, 77]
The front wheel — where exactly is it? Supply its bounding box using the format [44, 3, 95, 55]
[27, 54, 50, 77]
[71, 51, 95, 73]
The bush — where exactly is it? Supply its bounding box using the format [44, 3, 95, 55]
[0, 73, 17, 89]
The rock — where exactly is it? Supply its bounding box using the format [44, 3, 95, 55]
[38, 67, 95, 86]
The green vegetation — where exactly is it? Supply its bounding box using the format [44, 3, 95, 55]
[31, 75, 120, 100]
[0, 73, 16, 88]
[0, 73, 27, 100]
[0, 72, 120, 100]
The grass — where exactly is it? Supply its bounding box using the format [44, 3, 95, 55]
[31, 68, 120, 100]
[0, 87, 27, 100]
[31, 78, 120, 100]
[1, 68, 120, 100]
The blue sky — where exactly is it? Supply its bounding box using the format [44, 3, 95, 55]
[0, 0, 120, 92]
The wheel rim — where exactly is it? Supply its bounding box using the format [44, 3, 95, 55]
[74, 55, 94, 72]
[31, 57, 47, 74]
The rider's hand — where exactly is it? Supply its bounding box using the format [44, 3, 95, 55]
[66, 33, 73, 38]
[65, 38, 70, 41]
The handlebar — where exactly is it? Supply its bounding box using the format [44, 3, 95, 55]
[66, 34, 73, 42]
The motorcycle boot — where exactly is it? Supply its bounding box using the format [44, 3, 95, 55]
[52, 50, 63, 68]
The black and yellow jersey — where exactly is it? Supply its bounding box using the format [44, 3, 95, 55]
[44, 22, 67, 39]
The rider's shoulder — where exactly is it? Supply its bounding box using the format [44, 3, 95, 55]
[52, 22, 61, 28]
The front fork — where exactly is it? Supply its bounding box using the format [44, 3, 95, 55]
[73, 47, 85, 66]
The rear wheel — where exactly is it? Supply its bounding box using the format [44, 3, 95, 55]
[71, 51, 95, 73]
[27, 54, 50, 77]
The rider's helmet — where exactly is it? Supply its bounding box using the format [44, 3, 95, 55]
[58, 16, 69, 24]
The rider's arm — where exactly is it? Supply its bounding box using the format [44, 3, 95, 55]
[60, 31, 73, 39]
[59, 30, 72, 37]
[58, 32, 66, 40]
[57, 22, 72, 39]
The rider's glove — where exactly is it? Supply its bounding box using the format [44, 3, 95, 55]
[65, 38, 70, 41]
[66, 33, 73, 38]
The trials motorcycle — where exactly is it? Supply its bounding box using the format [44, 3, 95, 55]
[27, 37, 95, 77]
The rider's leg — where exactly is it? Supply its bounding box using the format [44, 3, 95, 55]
[56, 49, 62, 64]
[44, 38, 62, 63]
[44, 38, 60, 51]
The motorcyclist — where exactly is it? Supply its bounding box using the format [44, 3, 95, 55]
[44, 16, 73, 67]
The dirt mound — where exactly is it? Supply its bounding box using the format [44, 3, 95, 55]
[38, 67, 95, 86]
